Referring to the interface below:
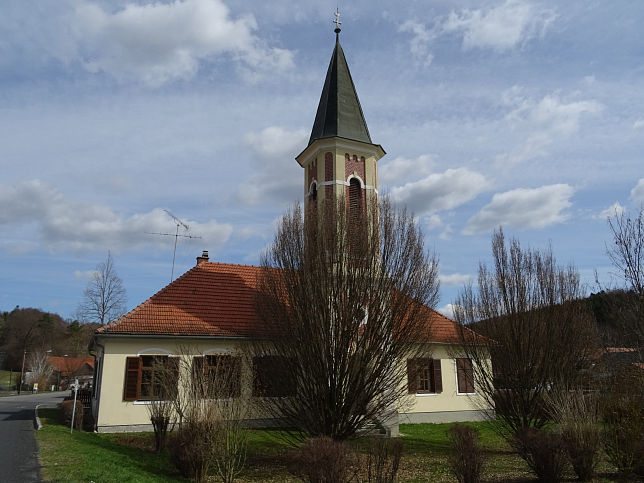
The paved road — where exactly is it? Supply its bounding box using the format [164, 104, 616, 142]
[0, 391, 67, 483]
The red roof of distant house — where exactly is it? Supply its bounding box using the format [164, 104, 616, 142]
[97, 261, 477, 344]
[47, 356, 94, 375]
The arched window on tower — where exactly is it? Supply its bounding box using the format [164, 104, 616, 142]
[348, 177, 363, 223]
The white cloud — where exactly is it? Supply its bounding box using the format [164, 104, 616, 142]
[597, 202, 625, 220]
[437, 303, 456, 319]
[496, 93, 602, 167]
[379, 154, 434, 187]
[0, 180, 232, 253]
[633, 119, 644, 130]
[398, 20, 435, 67]
[244, 126, 308, 159]
[439, 272, 472, 286]
[73, 0, 294, 85]
[443, 0, 556, 52]
[631, 178, 644, 203]
[73, 269, 100, 280]
[237, 126, 308, 206]
[390, 168, 490, 215]
[464, 184, 574, 234]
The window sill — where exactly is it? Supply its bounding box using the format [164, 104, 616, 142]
[415, 392, 439, 397]
[132, 400, 172, 405]
[456, 392, 476, 396]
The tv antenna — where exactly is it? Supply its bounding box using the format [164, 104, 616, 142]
[146, 209, 202, 282]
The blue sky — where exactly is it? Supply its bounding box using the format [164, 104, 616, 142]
[1, 0, 643, 320]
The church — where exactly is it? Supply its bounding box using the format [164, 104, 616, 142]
[90, 24, 492, 434]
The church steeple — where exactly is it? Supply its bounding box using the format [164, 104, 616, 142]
[296, 17, 385, 212]
[308, 32, 372, 146]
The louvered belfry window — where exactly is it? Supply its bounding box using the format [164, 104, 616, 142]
[348, 178, 362, 222]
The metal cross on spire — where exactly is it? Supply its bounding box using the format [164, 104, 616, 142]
[333, 8, 342, 35]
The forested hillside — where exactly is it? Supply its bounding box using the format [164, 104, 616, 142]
[0, 307, 99, 370]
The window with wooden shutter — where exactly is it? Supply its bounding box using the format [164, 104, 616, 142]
[407, 359, 418, 394]
[123, 355, 175, 401]
[456, 358, 475, 393]
[253, 356, 296, 397]
[407, 358, 442, 394]
[123, 357, 141, 401]
[432, 359, 443, 393]
[193, 355, 241, 399]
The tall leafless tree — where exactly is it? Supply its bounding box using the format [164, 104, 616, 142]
[255, 196, 440, 440]
[26, 351, 54, 389]
[606, 207, 644, 354]
[78, 252, 127, 325]
[453, 229, 599, 436]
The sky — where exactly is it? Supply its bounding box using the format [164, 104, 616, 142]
[1, 0, 643, 321]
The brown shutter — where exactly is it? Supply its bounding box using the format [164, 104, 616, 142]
[432, 359, 442, 393]
[123, 357, 141, 401]
[407, 359, 417, 394]
[230, 357, 241, 397]
[252, 356, 266, 397]
[192, 356, 205, 397]
[465, 359, 474, 393]
[166, 357, 179, 399]
[457, 358, 474, 393]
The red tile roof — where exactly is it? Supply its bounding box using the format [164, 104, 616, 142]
[98, 261, 475, 344]
[48, 356, 94, 374]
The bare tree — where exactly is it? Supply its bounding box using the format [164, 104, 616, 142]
[78, 252, 127, 325]
[453, 229, 599, 436]
[255, 196, 440, 440]
[27, 351, 53, 389]
[606, 207, 644, 353]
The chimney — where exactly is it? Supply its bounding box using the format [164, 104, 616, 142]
[196, 250, 209, 266]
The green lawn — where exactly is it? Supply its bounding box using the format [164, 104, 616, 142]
[0, 369, 18, 394]
[0, 369, 17, 386]
[36, 409, 185, 482]
[36, 410, 624, 482]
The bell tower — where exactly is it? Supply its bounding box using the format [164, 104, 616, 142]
[295, 14, 385, 216]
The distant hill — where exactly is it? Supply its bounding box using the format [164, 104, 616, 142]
[0, 307, 99, 370]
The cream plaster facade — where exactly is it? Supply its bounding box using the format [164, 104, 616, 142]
[91, 335, 491, 433]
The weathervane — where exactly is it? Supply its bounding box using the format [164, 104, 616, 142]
[333, 8, 342, 34]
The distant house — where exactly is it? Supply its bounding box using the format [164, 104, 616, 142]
[48, 356, 94, 390]
[90, 27, 493, 433]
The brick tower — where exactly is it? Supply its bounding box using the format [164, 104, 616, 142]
[295, 21, 385, 218]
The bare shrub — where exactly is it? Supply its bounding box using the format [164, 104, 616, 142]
[447, 424, 485, 483]
[512, 428, 568, 482]
[167, 416, 217, 482]
[144, 357, 179, 452]
[167, 346, 249, 483]
[256, 197, 440, 440]
[364, 437, 403, 483]
[289, 436, 357, 483]
[61, 399, 83, 430]
[601, 370, 644, 478]
[545, 389, 600, 480]
[454, 229, 599, 437]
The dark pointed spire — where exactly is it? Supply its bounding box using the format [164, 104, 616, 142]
[308, 21, 373, 146]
